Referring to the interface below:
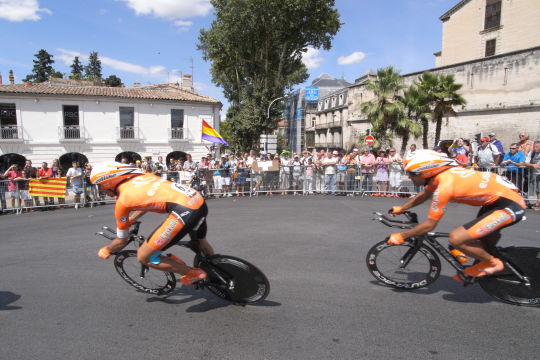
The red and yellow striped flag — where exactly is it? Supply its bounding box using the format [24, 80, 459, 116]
[29, 177, 68, 198]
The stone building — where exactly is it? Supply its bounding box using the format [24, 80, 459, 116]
[344, 0, 540, 153]
[0, 80, 221, 166]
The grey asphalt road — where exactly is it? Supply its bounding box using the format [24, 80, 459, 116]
[1, 196, 540, 360]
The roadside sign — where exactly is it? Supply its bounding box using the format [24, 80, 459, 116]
[364, 136, 375, 146]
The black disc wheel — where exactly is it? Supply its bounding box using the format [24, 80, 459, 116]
[366, 240, 441, 289]
[478, 246, 540, 306]
[114, 250, 176, 295]
[194, 255, 270, 305]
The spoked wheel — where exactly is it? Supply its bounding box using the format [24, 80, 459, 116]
[478, 246, 540, 306]
[194, 255, 270, 305]
[114, 250, 176, 295]
[366, 240, 441, 289]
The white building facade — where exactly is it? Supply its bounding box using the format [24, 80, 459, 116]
[0, 82, 221, 166]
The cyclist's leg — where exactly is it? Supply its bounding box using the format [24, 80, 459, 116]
[137, 213, 191, 275]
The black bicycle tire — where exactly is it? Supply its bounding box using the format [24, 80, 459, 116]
[114, 250, 177, 296]
[366, 240, 441, 289]
[477, 246, 540, 306]
[194, 254, 270, 305]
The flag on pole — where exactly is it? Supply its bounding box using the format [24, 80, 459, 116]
[201, 119, 229, 146]
[29, 177, 68, 198]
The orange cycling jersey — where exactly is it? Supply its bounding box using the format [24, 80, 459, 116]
[425, 167, 525, 221]
[114, 173, 204, 234]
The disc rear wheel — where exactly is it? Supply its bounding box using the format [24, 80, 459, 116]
[478, 246, 540, 306]
[194, 255, 270, 304]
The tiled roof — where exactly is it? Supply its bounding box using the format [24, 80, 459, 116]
[0, 82, 221, 104]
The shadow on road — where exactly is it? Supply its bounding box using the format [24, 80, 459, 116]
[145, 286, 281, 312]
[0, 291, 22, 311]
[370, 275, 493, 304]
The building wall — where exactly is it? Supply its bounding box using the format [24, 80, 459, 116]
[438, 0, 540, 66]
[0, 95, 219, 164]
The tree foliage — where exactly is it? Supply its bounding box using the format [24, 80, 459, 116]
[23, 49, 56, 83]
[70, 56, 84, 80]
[415, 72, 466, 146]
[85, 51, 102, 81]
[104, 75, 123, 87]
[360, 66, 405, 149]
[198, 0, 341, 151]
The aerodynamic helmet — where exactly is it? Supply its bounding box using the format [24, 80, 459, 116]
[90, 161, 143, 191]
[404, 150, 457, 179]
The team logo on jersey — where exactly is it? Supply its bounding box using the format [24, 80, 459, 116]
[120, 216, 128, 223]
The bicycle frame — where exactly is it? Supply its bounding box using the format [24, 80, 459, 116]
[374, 212, 531, 286]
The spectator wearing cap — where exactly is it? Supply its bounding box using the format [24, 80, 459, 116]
[343, 148, 359, 196]
[489, 132, 504, 162]
[322, 151, 338, 194]
[517, 132, 534, 155]
[474, 137, 500, 172]
[501, 143, 526, 191]
[359, 148, 376, 193]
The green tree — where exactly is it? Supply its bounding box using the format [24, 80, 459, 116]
[23, 49, 55, 83]
[198, 0, 341, 151]
[70, 56, 84, 80]
[360, 66, 404, 149]
[399, 85, 430, 152]
[415, 72, 466, 146]
[85, 51, 102, 81]
[104, 75, 123, 87]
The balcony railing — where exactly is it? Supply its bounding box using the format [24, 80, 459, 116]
[0, 126, 23, 141]
[314, 140, 343, 148]
[58, 126, 85, 141]
[117, 126, 141, 141]
[314, 120, 342, 130]
[168, 127, 189, 141]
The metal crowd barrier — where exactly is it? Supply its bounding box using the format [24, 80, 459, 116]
[1, 165, 538, 215]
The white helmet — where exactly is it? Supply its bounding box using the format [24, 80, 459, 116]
[404, 150, 457, 179]
[90, 161, 143, 191]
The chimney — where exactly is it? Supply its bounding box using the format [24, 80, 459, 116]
[0, 71, 2, 85]
[9, 70, 15, 84]
[182, 74, 193, 91]
[133, 82, 141, 87]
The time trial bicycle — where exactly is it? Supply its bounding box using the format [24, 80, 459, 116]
[366, 211, 540, 306]
[96, 222, 270, 305]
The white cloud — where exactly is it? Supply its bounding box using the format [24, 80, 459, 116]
[0, 0, 51, 22]
[302, 47, 323, 69]
[56, 49, 165, 76]
[117, 0, 212, 20]
[174, 20, 193, 32]
[337, 51, 366, 65]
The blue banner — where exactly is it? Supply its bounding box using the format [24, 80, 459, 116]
[295, 108, 303, 120]
[304, 86, 319, 102]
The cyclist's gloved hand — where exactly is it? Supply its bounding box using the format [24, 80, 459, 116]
[98, 247, 111, 259]
[387, 233, 405, 245]
[389, 206, 405, 215]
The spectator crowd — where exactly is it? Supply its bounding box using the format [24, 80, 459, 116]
[1, 131, 539, 215]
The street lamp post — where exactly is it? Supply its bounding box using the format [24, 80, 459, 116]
[266, 95, 289, 120]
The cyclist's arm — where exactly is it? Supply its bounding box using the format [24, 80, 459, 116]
[129, 210, 147, 222]
[399, 218, 439, 239]
[398, 187, 434, 211]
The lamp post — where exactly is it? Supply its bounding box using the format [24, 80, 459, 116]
[266, 94, 289, 120]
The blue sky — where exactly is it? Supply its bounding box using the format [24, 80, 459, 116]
[0, 0, 457, 115]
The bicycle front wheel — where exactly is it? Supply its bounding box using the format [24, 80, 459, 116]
[478, 246, 540, 306]
[114, 250, 176, 296]
[366, 240, 441, 289]
[194, 255, 270, 305]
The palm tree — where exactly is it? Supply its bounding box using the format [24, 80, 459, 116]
[400, 85, 431, 150]
[416, 72, 466, 146]
[361, 66, 404, 148]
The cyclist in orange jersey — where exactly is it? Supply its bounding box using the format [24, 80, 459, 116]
[90, 162, 214, 285]
[387, 150, 526, 279]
